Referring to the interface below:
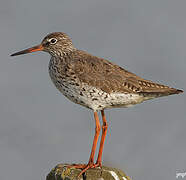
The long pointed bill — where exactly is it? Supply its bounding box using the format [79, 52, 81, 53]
[11, 44, 44, 56]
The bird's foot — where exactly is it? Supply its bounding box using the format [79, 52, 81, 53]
[67, 162, 102, 178]
[67, 163, 87, 169]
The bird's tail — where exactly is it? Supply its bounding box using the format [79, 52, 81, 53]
[141, 88, 183, 98]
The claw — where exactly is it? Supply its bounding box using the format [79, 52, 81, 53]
[77, 163, 100, 177]
[66, 163, 101, 178]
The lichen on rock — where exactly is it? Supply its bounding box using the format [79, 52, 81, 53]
[46, 164, 131, 180]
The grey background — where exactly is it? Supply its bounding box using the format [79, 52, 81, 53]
[0, 0, 186, 179]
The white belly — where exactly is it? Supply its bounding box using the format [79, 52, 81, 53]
[50, 75, 146, 111]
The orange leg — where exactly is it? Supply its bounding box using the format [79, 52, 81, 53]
[96, 110, 108, 166]
[68, 111, 101, 177]
[88, 111, 101, 164]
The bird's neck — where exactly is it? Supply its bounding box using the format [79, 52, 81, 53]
[50, 48, 76, 65]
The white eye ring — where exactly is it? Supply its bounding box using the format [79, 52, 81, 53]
[49, 38, 57, 44]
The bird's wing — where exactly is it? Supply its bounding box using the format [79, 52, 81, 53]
[71, 50, 182, 95]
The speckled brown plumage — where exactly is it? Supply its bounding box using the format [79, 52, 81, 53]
[11, 32, 183, 178]
[63, 49, 182, 95]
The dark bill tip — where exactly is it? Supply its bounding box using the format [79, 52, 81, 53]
[10, 44, 44, 57]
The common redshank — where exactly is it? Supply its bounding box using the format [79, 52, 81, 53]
[11, 32, 183, 177]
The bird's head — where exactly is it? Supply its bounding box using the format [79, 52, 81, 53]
[11, 32, 75, 57]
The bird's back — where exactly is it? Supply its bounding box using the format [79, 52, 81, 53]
[70, 50, 183, 96]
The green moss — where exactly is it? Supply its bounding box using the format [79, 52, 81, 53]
[46, 164, 132, 180]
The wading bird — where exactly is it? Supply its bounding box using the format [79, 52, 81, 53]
[11, 32, 183, 177]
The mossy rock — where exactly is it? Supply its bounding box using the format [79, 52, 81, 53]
[46, 164, 132, 180]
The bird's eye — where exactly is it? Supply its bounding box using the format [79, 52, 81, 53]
[49, 38, 57, 44]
